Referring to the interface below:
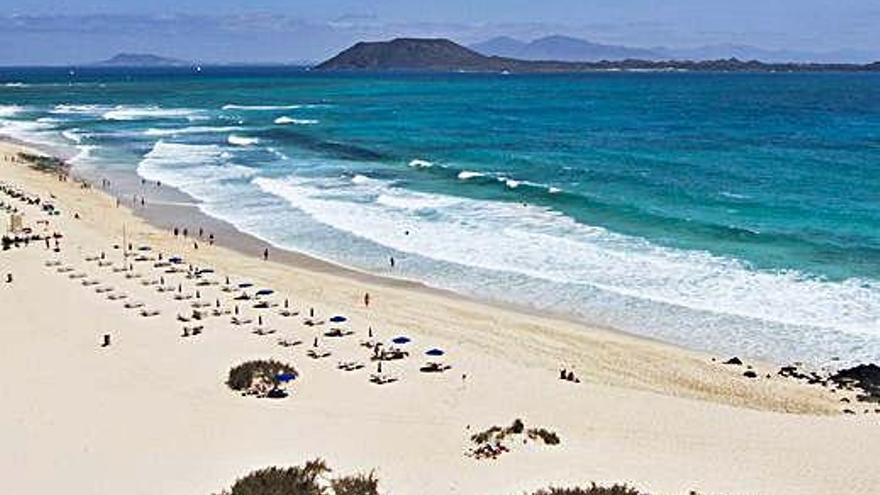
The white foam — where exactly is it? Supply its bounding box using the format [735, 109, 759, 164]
[408, 159, 433, 169]
[499, 177, 520, 188]
[274, 116, 319, 125]
[137, 141, 256, 202]
[223, 104, 303, 111]
[253, 173, 880, 337]
[144, 126, 240, 137]
[548, 187, 562, 194]
[457, 170, 484, 180]
[51, 104, 108, 115]
[0, 105, 23, 117]
[2, 82, 27, 88]
[61, 129, 84, 143]
[102, 105, 203, 121]
[227, 134, 259, 146]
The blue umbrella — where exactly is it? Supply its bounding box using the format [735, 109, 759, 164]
[392, 336, 411, 345]
[329, 315, 347, 323]
[256, 289, 274, 296]
[275, 372, 297, 382]
[425, 348, 444, 356]
[168, 256, 183, 264]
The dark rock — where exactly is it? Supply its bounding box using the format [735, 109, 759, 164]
[843, 409, 856, 415]
[724, 357, 743, 366]
[743, 371, 758, 379]
[829, 364, 880, 403]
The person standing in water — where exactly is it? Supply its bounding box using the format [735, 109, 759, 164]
[389, 256, 395, 269]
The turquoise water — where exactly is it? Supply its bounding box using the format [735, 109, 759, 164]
[1, 67, 879, 364]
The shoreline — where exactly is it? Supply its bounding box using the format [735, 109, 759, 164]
[4, 137, 880, 495]
[0, 136, 846, 409]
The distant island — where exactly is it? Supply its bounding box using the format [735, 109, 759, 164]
[469, 34, 879, 64]
[92, 53, 191, 67]
[316, 38, 880, 73]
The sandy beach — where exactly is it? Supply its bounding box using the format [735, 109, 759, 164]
[2, 138, 879, 494]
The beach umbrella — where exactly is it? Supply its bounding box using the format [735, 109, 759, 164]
[425, 348, 444, 356]
[169, 256, 183, 264]
[256, 289, 274, 297]
[392, 336, 411, 345]
[329, 315, 347, 323]
[275, 372, 296, 382]
[138, 245, 152, 251]
[238, 282, 253, 288]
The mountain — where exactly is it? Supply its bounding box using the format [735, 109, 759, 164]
[472, 35, 663, 61]
[470, 36, 528, 58]
[316, 38, 880, 73]
[472, 35, 880, 64]
[316, 38, 495, 71]
[93, 53, 189, 67]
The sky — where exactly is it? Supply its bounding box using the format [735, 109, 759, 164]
[1, 0, 879, 64]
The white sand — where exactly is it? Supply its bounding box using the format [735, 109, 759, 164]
[1, 140, 878, 495]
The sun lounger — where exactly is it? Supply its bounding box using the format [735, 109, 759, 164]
[369, 373, 398, 385]
[141, 279, 159, 286]
[112, 267, 128, 273]
[124, 301, 144, 309]
[44, 260, 62, 267]
[324, 328, 354, 337]
[177, 314, 191, 322]
[107, 293, 127, 300]
[419, 362, 452, 373]
[97, 261, 113, 267]
[81, 279, 99, 287]
[139, 309, 160, 317]
[252, 327, 277, 336]
[95, 286, 113, 294]
[230, 317, 253, 326]
[124, 272, 142, 279]
[278, 309, 299, 317]
[69, 272, 87, 279]
[173, 293, 193, 301]
[306, 349, 332, 359]
[277, 339, 303, 347]
[57, 266, 73, 273]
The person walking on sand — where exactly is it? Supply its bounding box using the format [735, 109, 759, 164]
[389, 256, 395, 268]
[263, 248, 269, 261]
[209, 234, 214, 246]
[364, 292, 370, 308]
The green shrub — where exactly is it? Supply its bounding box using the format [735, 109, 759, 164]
[530, 484, 643, 495]
[226, 359, 297, 394]
[527, 428, 561, 445]
[219, 460, 329, 495]
[216, 459, 380, 495]
[330, 472, 380, 495]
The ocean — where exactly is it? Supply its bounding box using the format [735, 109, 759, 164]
[1, 66, 878, 365]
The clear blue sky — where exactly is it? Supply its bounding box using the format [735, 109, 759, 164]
[2, 0, 879, 64]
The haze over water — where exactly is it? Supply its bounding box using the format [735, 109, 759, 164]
[2, 67, 879, 365]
